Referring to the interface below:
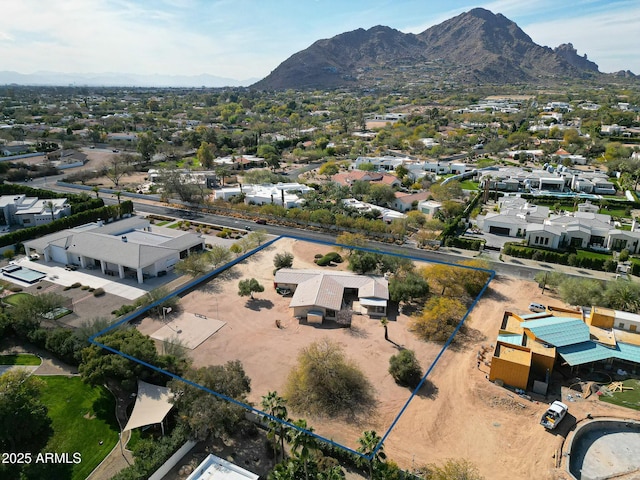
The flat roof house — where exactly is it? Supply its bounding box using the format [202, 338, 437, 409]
[24, 217, 204, 284]
[0, 195, 70, 227]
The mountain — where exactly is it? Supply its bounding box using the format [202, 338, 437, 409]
[0, 71, 255, 88]
[252, 8, 606, 90]
[553, 43, 599, 72]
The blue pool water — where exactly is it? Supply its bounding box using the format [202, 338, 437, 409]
[2, 265, 46, 283]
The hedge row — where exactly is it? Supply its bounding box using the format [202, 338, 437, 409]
[440, 191, 482, 240]
[444, 237, 484, 251]
[503, 243, 618, 271]
[0, 200, 134, 248]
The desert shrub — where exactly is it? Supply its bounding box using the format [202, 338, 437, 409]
[3, 249, 15, 260]
[9, 286, 23, 292]
[314, 254, 323, 259]
[112, 304, 136, 317]
[81, 285, 90, 290]
[273, 252, 294, 271]
[71, 282, 82, 289]
[619, 249, 630, 263]
[284, 338, 374, 418]
[604, 259, 618, 272]
[315, 252, 343, 266]
[93, 287, 105, 297]
[389, 349, 423, 388]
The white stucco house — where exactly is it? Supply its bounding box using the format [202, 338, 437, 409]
[24, 217, 205, 284]
[214, 183, 313, 208]
[0, 195, 70, 227]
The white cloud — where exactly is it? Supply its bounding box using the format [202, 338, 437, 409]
[525, 7, 640, 73]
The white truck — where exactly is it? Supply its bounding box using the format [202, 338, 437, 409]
[540, 400, 568, 429]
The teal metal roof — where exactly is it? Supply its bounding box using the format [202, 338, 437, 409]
[497, 333, 524, 346]
[616, 342, 640, 364]
[558, 341, 640, 366]
[557, 342, 616, 366]
[520, 317, 590, 347]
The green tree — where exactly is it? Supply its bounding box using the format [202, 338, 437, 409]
[558, 278, 605, 307]
[319, 161, 339, 178]
[170, 361, 251, 440]
[335, 232, 367, 256]
[394, 165, 409, 180]
[284, 338, 374, 418]
[274, 252, 294, 271]
[357, 430, 386, 480]
[388, 349, 422, 388]
[79, 328, 165, 391]
[421, 264, 463, 297]
[289, 419, 317, 480]
[359, 162, 376, 172]
[430, 180, 462, 201]
[261, 391, 289, 462]
[410, 297, 467, 342]
[175, 251, 211, 277]
[367, 184, 395, 207]
[603, 280, 640, 313]
[258, 144, 281, 171]
[10, 292, 66, 337]
[137, 131, 157, 164]
[238, 278, 265, 300]
[208, 245, 232, 268]
[0, 370, 52, 452]
[389, 272, 429, 304]
[196, 141, 214, 169]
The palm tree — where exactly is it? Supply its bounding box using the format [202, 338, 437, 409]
[261, 391, 289, 462]
[44, 200, 55, 222]
[357, 430, 386, 480]
[380, 317, 389, 341]
[114, 191, 122, 205]
[289, 419, 316, 480]
[92, 185, 100, 199]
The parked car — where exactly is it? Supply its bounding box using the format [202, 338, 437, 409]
[529, 302, 546, 313]
[256, 219, 267, 225]
[29, 254, 40, 261]
[540, 401, 568, 430]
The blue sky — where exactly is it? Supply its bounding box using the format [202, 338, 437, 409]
[2, 0, 639, 81]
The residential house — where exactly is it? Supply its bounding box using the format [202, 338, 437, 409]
[489, 306, 640, 391]
[0, 195, 70, 227]
[353, 156, 408, 172]
[274, 269, 389, 321]
[1, 145, 31, 156]
[417, 200, 442, 218]
[331, 170, 401, 188]
[391, 191, 430, 212]
[24, 216, 204, 284]
[214, 183, 313, 208]
[342, 198, 406, 223]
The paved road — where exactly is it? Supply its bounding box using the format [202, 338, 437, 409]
[33, 181, 610, 282]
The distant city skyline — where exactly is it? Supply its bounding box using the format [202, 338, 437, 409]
[2, 0, 638, 85]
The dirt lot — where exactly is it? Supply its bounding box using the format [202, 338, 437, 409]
[136, 238, 640, 479]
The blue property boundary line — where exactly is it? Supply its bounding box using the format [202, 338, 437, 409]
[89, 234, 495, 460]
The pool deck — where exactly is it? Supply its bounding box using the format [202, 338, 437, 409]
[3, 257, 177, 301]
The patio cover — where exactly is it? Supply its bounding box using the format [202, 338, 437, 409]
[123, 380, 174, 432]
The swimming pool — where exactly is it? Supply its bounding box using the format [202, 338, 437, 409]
[1, 265, 46, 284]
[567, 419, 640, 479]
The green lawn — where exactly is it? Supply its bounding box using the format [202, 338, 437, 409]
[599, 379, 640, 411]
[576, 250, 613, 261]
[3, 292, 33, 306]
[600, 208, 631, 218]
[39, 376, 120, 480]
[0, 353, 41, 365]
[155, 220, 170, 226]
[459, 180, 479, 190]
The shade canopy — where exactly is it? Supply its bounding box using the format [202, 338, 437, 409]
[123, 380, 174, 432]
